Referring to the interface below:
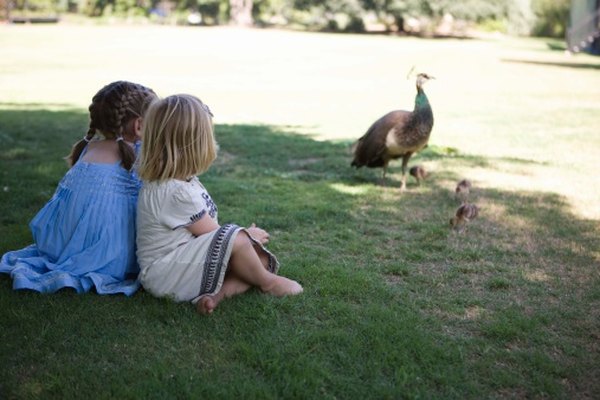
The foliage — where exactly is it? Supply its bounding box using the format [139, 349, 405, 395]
[531, 0, 570, 37]
[372, 0, 535, 35]
[9, 0, 65, 13]
[2, 0, 568, 36]
[288, 0, 366, 31]
[281, 0, 534, 33]
[178, 0, 224, 23]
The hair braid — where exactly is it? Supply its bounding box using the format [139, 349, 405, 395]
[117, 139, 135, 170]
[65, 81, 156, 170]
[105, 91, 126, 138]
[115, 89, 141, 170]
[66, 125, 96, 167]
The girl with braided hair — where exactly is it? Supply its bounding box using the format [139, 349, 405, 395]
[0, 81, 157, 295]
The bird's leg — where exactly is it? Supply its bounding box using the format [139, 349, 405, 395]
[400, 153, 412, 191]
[381, 162, 388, 186]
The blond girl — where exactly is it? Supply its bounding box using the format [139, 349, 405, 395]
[136, 94, 302, 314]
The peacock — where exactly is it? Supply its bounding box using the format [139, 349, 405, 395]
[351, 73, 434, 190]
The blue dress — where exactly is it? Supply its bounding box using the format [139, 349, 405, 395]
[0, 143, 142, 296]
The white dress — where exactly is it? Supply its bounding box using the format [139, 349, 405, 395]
[136, 177, 279, 303]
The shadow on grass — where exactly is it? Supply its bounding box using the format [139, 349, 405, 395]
[546, 41, 567, 52]
[1, 107, 598, 399]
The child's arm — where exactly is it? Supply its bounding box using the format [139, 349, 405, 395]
[186, 214, 220, 237]
[186, 217, 270, 245]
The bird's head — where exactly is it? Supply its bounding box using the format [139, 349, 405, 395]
[416, 73, 435, 88]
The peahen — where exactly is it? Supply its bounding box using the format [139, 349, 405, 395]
[351, 73, 434, 190]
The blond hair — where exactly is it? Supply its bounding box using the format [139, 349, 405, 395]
[67, 81, 156, 170]
[138, 94, 217, 182]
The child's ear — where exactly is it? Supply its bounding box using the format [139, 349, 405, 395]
[134, 117, 143, 135]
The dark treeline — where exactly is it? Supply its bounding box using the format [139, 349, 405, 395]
[3, 0, 571, 37]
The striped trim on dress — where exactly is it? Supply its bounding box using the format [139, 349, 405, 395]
[199, 223, 239, 295]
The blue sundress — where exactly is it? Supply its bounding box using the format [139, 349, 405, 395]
[0, 143, 142, 296]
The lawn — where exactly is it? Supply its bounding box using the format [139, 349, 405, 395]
[0, 24, 599, 399]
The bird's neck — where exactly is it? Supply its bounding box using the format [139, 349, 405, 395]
[414, 88, 430, 111]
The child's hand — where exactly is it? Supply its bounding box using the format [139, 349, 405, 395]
[247, 223, 270, 244]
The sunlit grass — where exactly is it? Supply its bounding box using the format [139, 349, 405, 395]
[1, 24, 598, 219]
[1, 25, 599, 399]
[329, 182, 369, 195]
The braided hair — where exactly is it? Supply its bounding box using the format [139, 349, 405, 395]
[67, 81, 157, 170]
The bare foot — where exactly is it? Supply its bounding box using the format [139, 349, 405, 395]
[261, 275, 303, 297]
[196, 296, 217, 315]
[196, 275, 253, 315]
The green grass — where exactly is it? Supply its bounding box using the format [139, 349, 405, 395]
[1, 25, 600, 399]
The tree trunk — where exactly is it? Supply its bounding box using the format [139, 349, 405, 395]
[230, 0, 253, 26]
[4, 0, 12, 21]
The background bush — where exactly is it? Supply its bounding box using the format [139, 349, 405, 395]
[1, 0, 574, 38]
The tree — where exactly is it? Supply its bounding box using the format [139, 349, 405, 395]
[360, 0, 425, 31]
[230, 0, 252, 25]
[531, 0, 570, 37]
[292, 0, 365, 31]
[2, 0, 12, 20]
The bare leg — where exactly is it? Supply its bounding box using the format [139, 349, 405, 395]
[197, 274, 251, 315]
[252, 242, 270, 270]
[197, 232, 302, 315]
[196, 231, 302, 315]
[228, 231, 302, 297]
